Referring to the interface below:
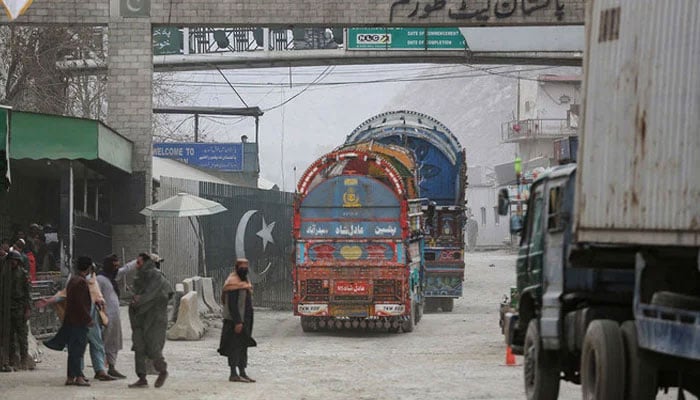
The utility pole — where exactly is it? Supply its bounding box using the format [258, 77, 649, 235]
[194, 113, 199, 142]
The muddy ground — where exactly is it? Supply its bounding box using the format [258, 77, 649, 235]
[0, 251, 681, 399]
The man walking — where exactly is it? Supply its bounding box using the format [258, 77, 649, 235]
[128, 253, 173, 389]
[97, 254, 137, 379]
[85, 264, 115, 381]
[63, 256, 93, 387]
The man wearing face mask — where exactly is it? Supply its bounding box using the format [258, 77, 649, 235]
[218, 258, 257, 383]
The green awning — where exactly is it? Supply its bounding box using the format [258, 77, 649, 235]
[9, 111, 133, 173]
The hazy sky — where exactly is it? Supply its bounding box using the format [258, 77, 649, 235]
[156, 64, 580, 191]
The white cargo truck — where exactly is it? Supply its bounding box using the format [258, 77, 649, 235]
[497, 1, 700, 399]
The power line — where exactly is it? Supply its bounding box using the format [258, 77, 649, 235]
[167, 65, 559, 89]
[263, 66, 334, 112]
[211, 64, 250, 107]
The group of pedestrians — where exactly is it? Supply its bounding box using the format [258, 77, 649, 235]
[39, 252, 173, 388]
[1, 246, 258, 387]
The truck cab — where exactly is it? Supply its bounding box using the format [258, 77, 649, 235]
[500, 164, 579, 355]
[499, 163, 700, 399]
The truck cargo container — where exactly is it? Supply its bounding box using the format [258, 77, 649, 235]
[498, 1, 700, 398]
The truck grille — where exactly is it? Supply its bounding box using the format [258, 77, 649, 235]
[373, 279, 402, 301]
[301, 279, 329, 302]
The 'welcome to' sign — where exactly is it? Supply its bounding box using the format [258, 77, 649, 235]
[153, 142, 243, 171]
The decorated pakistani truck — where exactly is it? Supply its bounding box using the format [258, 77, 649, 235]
[345, 111, 467, 312]
[293, 142, 424, 332]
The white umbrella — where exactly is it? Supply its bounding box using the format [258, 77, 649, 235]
[141, 192, 227, 277]
[140, 192, 227, 218]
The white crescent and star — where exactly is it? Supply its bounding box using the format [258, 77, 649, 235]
[256, 217, 276, 251]
[235, 210, 275, 281]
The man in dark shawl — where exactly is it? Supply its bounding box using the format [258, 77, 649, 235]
[128, 253, 173, 389]
[218, 258, 257, 383]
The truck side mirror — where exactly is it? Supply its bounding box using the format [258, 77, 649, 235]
[510, 215, 524, 234]
[498, 188, 510, 216]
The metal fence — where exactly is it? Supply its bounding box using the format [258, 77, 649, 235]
[199, 182, 294, 310]
[155, 178, 295, 310]
[501, 118, 578, 142]
[156, 177, 201, 290]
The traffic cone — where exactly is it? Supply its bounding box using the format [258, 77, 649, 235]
[505, 346, 516, 366]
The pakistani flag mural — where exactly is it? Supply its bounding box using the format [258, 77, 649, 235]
[199, 182, 294, 310]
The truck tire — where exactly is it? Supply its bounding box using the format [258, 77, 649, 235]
[523, 319, 560, 400]
[424, 298, 438, 313]
[620, 321, 657, 400]
[441, 298, 454, 312]
[403, 302, 415, 333]
[650, 291, 700, 312]
[415, 300, 424, 324]
[581, 320, 625, 400]
[300, 317, 314, 333]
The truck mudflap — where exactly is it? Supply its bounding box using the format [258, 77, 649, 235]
[634, 253, 700, 361]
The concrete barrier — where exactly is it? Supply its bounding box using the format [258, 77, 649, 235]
[200, 277, 221, 314]
[182, 278, 194, 294]
[192, 277, 212, 314]
[167, 291, 206, 341]
[170, 283, 185, 323]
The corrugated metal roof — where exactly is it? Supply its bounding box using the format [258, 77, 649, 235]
[153, 157, 229, 185]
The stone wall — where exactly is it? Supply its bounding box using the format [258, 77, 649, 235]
[2, 0, 585, 26]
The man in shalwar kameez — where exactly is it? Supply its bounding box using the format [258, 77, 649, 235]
[218, 258, 257, 383]
[128, 253, 173, 389]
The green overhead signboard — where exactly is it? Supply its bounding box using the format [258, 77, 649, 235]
[153, 27, 183, 56]
[347, 27, 467, 51]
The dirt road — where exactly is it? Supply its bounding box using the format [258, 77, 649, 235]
[0, 251, 680, 399]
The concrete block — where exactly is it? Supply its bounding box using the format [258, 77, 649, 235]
[192, 276, 213, 314]
[167, 291, 206, 341]
[182, 278, 194, 294]
[170, 283, 185, 322]
[200, 277, 222, 314]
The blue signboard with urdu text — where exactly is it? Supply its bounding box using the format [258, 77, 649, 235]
[153, 142, 243, 171]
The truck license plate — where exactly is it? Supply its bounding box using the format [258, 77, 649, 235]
[330, 305, 369, 317]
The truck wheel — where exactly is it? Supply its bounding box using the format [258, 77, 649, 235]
[415, 300, 424, 324]
[523, 319, 560, 400]
[651, 291, 700, 312]
[581, 320, 625, 400]
[621, 321, 657, 400]
[424, 298, 438, 313]
[441, 298, 454, 312]
[403, 303, 415, 333]
[300, 317, 314, 333]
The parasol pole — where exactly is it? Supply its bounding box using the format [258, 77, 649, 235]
[187, 216, 208, 277]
